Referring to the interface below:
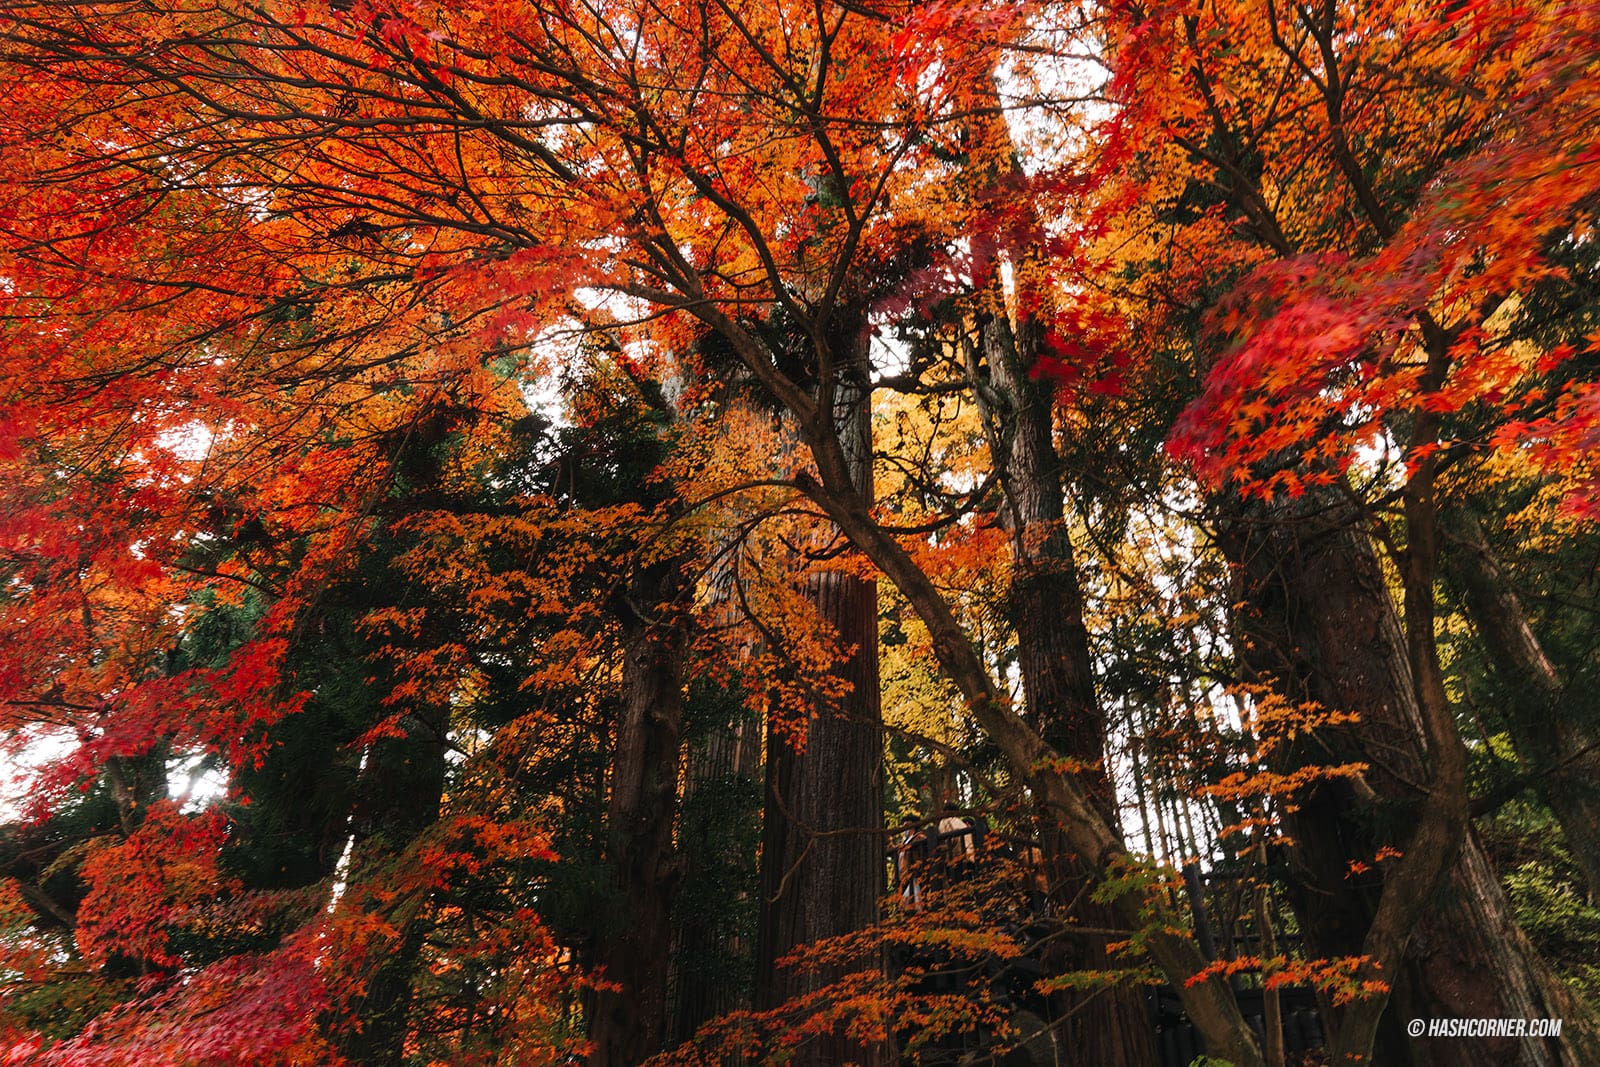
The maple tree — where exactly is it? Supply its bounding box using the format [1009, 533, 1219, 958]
[0, 0, 1598, 1065]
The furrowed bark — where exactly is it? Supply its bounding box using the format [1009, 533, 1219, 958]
[977, 302, 1159, 1067]
[668, 689, 761, 1045]
[956, 65, 1159, 1060]
[1218, 491, 1599, 1067]
[754, 321, 884, 1067]
[588, 560, 689, 1067]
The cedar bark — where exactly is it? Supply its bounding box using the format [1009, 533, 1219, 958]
[588, 562, 690, 1067]
[754, 324, 884, 1067]
[1441, 510, 1600, 902]
[977, 304, 1159, 1067]
[954, 56, 1157, 1058]
[1217, 497, 1600, 1067]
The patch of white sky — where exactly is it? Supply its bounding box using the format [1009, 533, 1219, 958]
[519, 322, 575, 430]
[1, 728, 73, 822]
[1351, 417, 1406, 496]
[516, 286, 662, 426]
[153, 421, 219, 464]
[1, 730, 230, 821]
[1099, 487, 1248, 869]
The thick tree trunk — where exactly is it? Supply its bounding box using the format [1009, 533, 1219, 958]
[978, 305, 1159, 1067]
[755, 327, 884, 1067]
[588, 562, 689, 1067]
[1218, 497, 1600, 1067]
[954, 61, 1159, 1057]
[755, 568, 884, 1062]
[1442, 510, 1600, 902]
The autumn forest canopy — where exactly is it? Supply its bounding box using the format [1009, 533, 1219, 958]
[0, 0, 1598, 1064]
